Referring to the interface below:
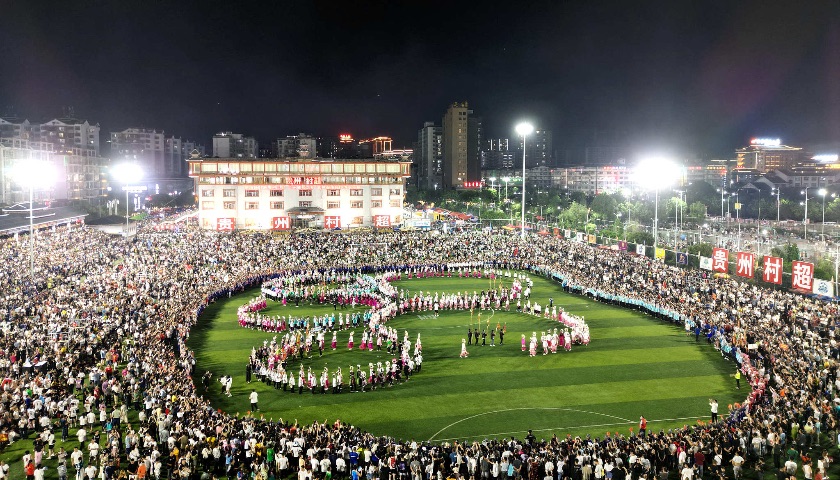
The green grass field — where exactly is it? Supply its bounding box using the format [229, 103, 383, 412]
[188, 272, 744, 442]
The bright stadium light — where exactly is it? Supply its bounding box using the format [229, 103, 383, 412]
[634, 158, 681, 251]
[11, 158, 58, 278]
[112, 163, 145, 237]
[515, 122, 534, 239]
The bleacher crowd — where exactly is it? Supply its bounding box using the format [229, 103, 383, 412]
[0, 223, 836, 480]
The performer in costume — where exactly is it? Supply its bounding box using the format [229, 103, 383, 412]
[460, 338, 469, 358]
[347, 331, 354, 350]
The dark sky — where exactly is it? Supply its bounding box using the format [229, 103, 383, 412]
[1, 0, 839, 157]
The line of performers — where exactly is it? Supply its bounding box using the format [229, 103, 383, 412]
[247, 331, 423, 393]
[398, 281, 524, 314]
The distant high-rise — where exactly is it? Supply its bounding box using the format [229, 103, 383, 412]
[417, 122, 443, 189]
[736, 138, 803, 172]
[482, 138, 516, 170]
[0, 115, 100, 156]
[529, 129, 553, 167]
[212, 132, 258, 158]
[111, 128, 199, 179]
[442, 102, 481, 189]
[277, 133, 317, 158]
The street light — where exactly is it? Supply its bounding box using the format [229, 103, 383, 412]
[820, 188, 827, 237]
[772, 188, 781, 223]
[635, 158, 680, 251]
[112, 163, 145, 237]
[802, 188, 811, 240]
[488, 177, 497, 203]
[515, 122, 534, 239]
[717, 188, 726, 219]
[11, 158, 57, 278]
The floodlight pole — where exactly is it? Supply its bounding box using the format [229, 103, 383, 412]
[126, 188, 131, 236]
[29, 180, 34, 278]
[520, 132, 528, 239]
[654, 187, 659, 251]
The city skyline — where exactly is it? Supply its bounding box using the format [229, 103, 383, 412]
[1, 1, 838, 157]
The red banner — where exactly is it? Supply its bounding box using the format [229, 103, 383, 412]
[711, 248, 729, 273]
[216, 217, 235, 231]
[762, 256, 783, 284]
[791, 260, 815, 291]
[373, 215, 391, 228]
[324, 216, 341, 229]
[735, 252, 754, 278]
[617, 240, 628, 251]
[271, 216, 290, 231]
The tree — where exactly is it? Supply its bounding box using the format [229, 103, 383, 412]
[558, 202, 589, 229]
[590, 193, 618, 221]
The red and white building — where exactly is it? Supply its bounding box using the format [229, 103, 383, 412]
[187, 155, 411, 231]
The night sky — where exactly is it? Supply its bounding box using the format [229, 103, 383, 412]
[1, 0, 838, 157]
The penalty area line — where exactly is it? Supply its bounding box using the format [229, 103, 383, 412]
[432, 415, 707, 442]
[427, 407, 633, 441]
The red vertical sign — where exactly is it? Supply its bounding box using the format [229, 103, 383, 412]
[711, 248, 729, 273]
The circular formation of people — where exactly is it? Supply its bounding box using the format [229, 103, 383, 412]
[0, 209, 836, 480]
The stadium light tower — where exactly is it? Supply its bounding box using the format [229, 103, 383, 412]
[634, 158, 681, 252]
[112, 163, 145, 237]
[515, 122, 534, 239]
[12, 157, 57, 278]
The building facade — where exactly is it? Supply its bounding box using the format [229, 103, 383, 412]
[212, 132, 258, 158]
[188, 157, 411, 231]
[736, 139, 803, 172]
[416, 122, 443, 189]
[111, 128, 199, 180]
[277, 134, 317, 158]
[0, 116, 101, 156]
[0, 138, 107, 204]
[442, 102, 472, 189]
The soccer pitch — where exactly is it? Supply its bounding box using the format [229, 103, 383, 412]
[188, 272, 743, 442]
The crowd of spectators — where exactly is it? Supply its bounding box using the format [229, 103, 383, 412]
[0, 222, 837, 480]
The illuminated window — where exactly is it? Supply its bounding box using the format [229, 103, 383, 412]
[299, 189, 313, 197]
[223, 189, 236, 197]
[223, 201, 235, 209]
[390, 199, 401, 207]
[245, 202, 259, 210]
[351, 200, 363, 209]
[202, 201, 214, 210]
[299, 201, 312, 207]
[327, 201, 340, 209]
[245, 190, 259, 197]
[270, 201, 284, 210]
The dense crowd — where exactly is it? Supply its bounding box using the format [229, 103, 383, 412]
[0, 222, 837, 480]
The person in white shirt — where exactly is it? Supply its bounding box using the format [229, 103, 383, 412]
[681, 465, 694, 480]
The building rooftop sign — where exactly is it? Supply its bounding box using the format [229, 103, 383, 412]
[750, 138, 781, 147]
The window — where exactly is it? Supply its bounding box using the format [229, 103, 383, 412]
[299, 201, 313, 207]
[351, 200, 363, 209]
[223, 189, 236, 197]
[201, 189, 214, 197]
[371, 200, 382, 208]
[350, 189, 363, 196]
[390, 199, 401, 207]
[327, 201, 340, 209]
[389, 188, 401, 196]
[352, 216, 364, 225]
[270, 201, 284, 210]
[299, 189, 313, 197]
[245, 202, 259, 210]
[202, 201, 214, 210]
[327, 189, 340, 197]
[269, 189, 283, 197]
[244, 189, 259, 197]
[223, 201, 235, 209]
[371, 188, 382, 196]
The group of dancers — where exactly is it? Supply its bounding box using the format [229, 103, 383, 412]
[246, 329, 423, 394]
